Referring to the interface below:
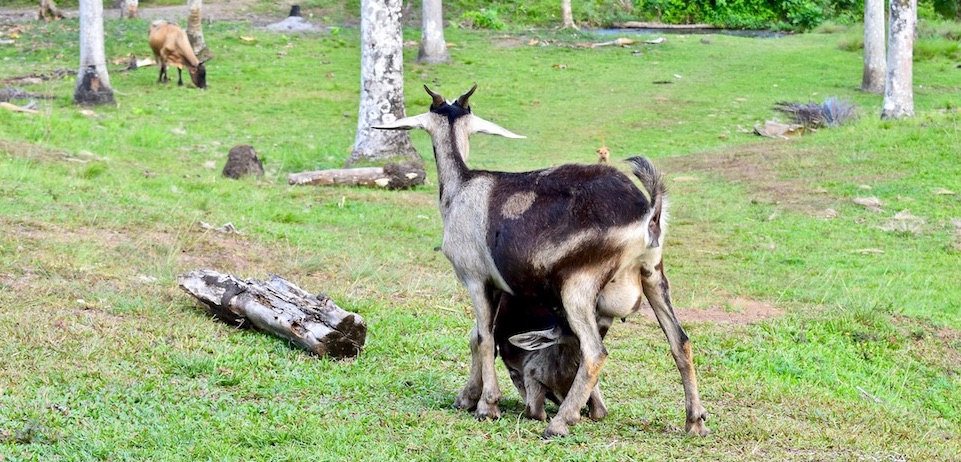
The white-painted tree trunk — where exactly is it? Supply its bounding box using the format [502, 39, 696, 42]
[861, 0, 885, 93]
[74, 0, 114, 105]
[417, 0, 450, 64]
[347, 0, 421, 167]
[120, 0, 139, 19]
[560, 0, 578, 29]
[882, 0, 916, 119]
[186, 0, 208, 59]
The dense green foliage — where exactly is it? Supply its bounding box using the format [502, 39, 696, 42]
[1, 7, 960, 460]
[7, 0, 959, 30]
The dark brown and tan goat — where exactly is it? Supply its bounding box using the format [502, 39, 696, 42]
[375, 85, 709, 438]
[148, 20, 207, 89]
[495, 293, 612, 422]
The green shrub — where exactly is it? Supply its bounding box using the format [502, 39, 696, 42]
[457, 8, 508, 30]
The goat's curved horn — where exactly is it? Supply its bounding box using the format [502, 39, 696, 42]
[424, 85, 445, 108]
[455, 84, 478, 107]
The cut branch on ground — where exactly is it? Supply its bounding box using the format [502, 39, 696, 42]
[288, 162, 425, 189]
[178, 269, 367, 359]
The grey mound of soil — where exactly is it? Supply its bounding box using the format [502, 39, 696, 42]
[262, 16, 323, 33]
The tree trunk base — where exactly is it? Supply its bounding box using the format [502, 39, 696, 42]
[73, 66, 115, 106]
[178, 270, 367, 359]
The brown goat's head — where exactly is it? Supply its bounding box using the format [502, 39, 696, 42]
[189, 59, 208, 89]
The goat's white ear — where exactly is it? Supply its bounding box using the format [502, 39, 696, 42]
[470, 115, 526, 139]
[508, 326, 562, 351]
[372, 113, 430, 131]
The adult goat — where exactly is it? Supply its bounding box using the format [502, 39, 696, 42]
[375, 85, 709, 438]
[148, 20, 207, 89]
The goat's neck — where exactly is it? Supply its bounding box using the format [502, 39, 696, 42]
[430, 122, 472, 205]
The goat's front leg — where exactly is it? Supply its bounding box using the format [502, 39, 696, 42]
[545, 276, 607, 438]
[453, 282, 501, 420]
[642, 260, 710, 436]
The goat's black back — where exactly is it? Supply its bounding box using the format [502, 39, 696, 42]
[484, 164, 652, 295]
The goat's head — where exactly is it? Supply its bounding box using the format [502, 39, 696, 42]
[189, 58, 209, 89]
[373, 85, 525, 140]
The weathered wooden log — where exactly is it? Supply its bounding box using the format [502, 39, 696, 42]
[288, 162, 425, 190]
[178, 269, 366, 359]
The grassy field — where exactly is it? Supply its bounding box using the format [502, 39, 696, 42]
[1, 9, 960, 461]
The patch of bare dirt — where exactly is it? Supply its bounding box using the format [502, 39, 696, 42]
[660, 142, 898, 216]
[635, 297, 784, 325]
[1, 138, 86, 162]
[0, 215, 288, 291]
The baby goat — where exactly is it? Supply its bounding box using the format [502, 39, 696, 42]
[495, 293, 611, 422]
[375, 85, 709, 438]
[148, 20, 207, 89]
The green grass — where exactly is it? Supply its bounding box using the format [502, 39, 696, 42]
[1, 12, 960, 461]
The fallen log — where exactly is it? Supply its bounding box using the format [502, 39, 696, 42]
[178, 269, 366, 359]
[0, 102, 39, 114]
[288, 162, 425, 190]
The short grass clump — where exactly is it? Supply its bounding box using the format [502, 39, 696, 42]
[1, 5, 960, 461]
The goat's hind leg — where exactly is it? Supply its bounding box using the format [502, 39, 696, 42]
[642, 260, 710, 436]
[544, 278, 608, 438]
[453, 282, 501, 420]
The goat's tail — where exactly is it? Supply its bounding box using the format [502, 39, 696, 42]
[625, 156, 667, 247]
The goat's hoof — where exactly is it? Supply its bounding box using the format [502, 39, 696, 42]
[474, 401, 501, 421]
[686, 415, 711, 436]
[542, 422, 569, 439]
[525, 408, 548, 421]
[589, 406, 609, 421]
[452, 397, 477, 412]
[453, 387, 480, 411]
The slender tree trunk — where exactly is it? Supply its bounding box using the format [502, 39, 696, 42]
[861, 0, 885, 93]
[417, 0, 450, 64]
[37, 0, 64, 20]
[881, 0, 916, 119]
[560, 0, 578, 29]
[186, 0, 209, 60]
[346, 0, 422, 168]
[74, 0, 115, 106]
[120, 0, 139, 19]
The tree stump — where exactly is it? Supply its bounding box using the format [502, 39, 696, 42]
[222, 145, 264, 179]
[178, 270, 367, 359]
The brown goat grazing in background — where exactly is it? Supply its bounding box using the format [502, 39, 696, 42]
[148, 20, 207, 89]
